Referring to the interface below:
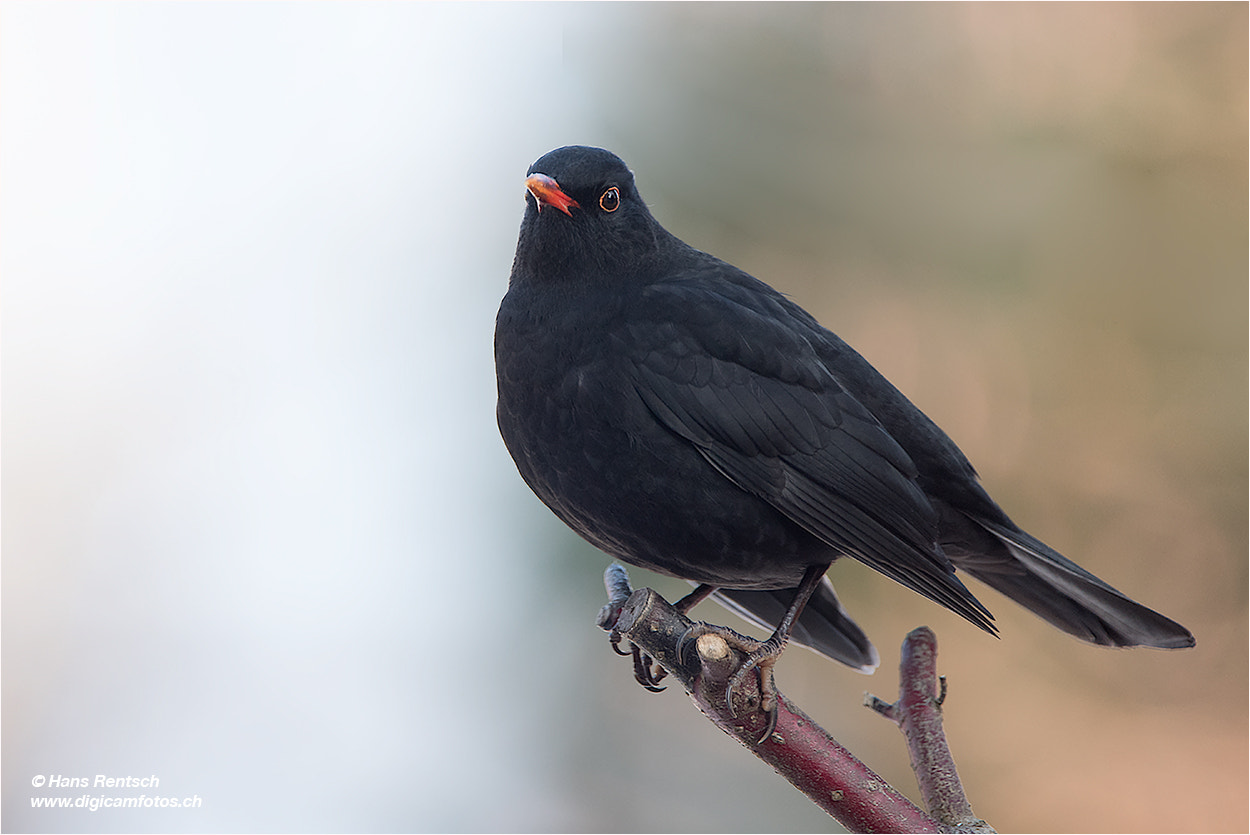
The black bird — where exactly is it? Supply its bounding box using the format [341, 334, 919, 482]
[495, 145, 1194, 717]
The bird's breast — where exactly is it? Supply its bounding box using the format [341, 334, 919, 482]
[494, 283, 827, 588]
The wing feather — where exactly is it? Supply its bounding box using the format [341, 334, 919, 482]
[629, 281, 995, 634]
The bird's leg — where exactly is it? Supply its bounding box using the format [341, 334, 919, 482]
[674, 583, 717, 614]
[680, 564, 830, 742]
[727, 564, 828, 714]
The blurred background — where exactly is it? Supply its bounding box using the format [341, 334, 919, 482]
[3, 3, 1245, 832]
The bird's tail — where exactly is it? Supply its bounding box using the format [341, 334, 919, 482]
[709, 577, 880, 672]
[957, 516, 1195, 649]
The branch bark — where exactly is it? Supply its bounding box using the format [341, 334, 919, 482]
[865, 628, 994, 833]
[601, 566, 941, 834]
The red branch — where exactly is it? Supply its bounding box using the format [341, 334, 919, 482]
[865, 627, 994, 833]
[608, 582, 941, 833]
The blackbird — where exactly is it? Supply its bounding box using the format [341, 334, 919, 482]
[495, 145, 1194, 718]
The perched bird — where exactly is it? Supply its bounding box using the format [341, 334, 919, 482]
[495, 145, 1194, 721]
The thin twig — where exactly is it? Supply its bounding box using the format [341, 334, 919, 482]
[865, 627, 995, 834]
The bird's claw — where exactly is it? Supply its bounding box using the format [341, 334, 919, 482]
[608, 628, 668, 692]
[676, 622, 755, 666]
[678, 623, 781, 744]
[725, 643, 783, 743]
[632, 645, 668, 692]
[608, 629, 633, 656]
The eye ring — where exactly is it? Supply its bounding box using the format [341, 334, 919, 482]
[599, 186, 620, 213]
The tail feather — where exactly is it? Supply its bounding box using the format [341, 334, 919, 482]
[962, 516, 1195, 649]
[709, 577, 880, 672]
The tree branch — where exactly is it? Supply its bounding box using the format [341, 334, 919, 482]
[599, 565, 942, 834]
[865, 627, 994, 833]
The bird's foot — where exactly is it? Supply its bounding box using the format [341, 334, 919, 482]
[597, 568, 669, 693]
[678, 623, 781, 743]
[608, 629, 668, 692]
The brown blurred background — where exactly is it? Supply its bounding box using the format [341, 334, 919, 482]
[539, 3, 1247, 832]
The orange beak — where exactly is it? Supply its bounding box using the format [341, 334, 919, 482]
[525, 173, 579, 216]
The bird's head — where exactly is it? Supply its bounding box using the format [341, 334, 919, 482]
[511, 146, 672, 285]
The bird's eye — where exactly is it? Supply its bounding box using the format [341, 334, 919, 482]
[599, 187, 620, 213]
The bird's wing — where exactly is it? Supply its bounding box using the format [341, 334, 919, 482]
[626, 279, 995, 633]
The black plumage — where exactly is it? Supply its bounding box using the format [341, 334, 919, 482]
[495, 145, 1194, 679]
